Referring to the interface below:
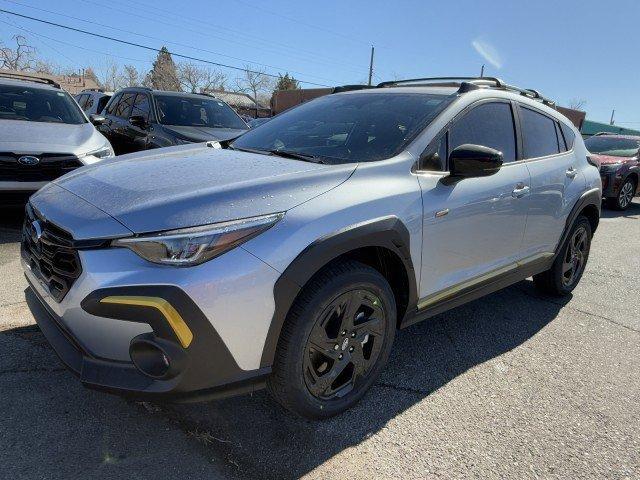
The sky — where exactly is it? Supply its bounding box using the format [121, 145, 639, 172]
[0, 0, 639, 125]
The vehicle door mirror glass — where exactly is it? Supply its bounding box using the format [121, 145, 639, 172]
[129, 115, 148, 129]
[448, 144, 503, 178]
[90, 114, 106, 126]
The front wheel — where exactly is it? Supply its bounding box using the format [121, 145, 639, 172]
[267, 261, 396, 419]
[533, 215, 592, 296]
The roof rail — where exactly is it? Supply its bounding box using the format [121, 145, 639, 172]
[80, 87, 105, 93]
[332, 84, 374, 94]
[377, 76, 507, 89]
[376, 76, 556, 107]
[0, 71, 60, 88]
[593, 132, 618, 136]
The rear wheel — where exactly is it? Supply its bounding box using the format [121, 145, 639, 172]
[533, 215, 592, 296]
[267, 260, 396, 419]
[608, 177, 636, 210]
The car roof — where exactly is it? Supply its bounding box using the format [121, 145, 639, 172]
[0, 77, 60, 90]
[591, 134, 640, 140]
[337, 86, 459, 97]
[119, 88, 214, 99]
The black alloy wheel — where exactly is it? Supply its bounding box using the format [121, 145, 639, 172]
[267, 260, 396, 419]
[303, 289, 385, 400]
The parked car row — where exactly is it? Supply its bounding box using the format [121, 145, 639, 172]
[584, 133, 639, 210]
[15, 75, 605, 418]
[0, 73, 114, 204]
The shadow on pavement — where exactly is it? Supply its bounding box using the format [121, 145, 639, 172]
[599, 198, 639, 219]
[4, 278, 570, 479]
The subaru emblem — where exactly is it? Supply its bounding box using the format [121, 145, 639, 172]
[18, 155, 40, 166]
[30, 220, 43, 245]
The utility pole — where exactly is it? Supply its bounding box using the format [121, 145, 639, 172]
[480, 64, 484, 77]
[609, 109, 615, 125]
[368, 46, 375, 86]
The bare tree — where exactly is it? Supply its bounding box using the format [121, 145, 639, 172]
[99, 58, 125, 91]
[567, 98, 587, 111]
[0, 35, 36, 71]
[235, 65, 273, 115]
[178, 62, 227, 93]
[32, 59, 60, 75]
[123, 64, 141, 88]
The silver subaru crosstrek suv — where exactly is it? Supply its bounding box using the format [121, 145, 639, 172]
[22, 77, 601, 419]
[0, 74, 114, 204]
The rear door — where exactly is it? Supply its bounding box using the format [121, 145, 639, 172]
[517, 105, 585, 257]
[110, 92, 136, 154]
[417, 100, 531, 300]
[123, 93, 153, 153]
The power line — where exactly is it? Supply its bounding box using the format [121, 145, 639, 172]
[0, 0, 347, 82]
[85, 0, 370, 72]
[0, 17, 150, 65]
[0, 8, 335, 87]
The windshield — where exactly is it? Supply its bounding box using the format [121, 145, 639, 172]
[0, 84, 86, 124]
[156, 94, 248, 130]
[585, 136, 640, 157]
[231, 92, 451, 164]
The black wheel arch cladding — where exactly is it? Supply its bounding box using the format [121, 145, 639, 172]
[260, 215, 417, 368]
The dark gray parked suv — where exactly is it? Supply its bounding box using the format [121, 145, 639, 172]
[92, 88, 248, 155]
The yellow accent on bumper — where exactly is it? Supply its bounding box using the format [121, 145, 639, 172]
[99, 296, 193, 348]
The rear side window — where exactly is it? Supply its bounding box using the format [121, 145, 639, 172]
[115, 93, 135, 118]
[85, 95, 94, 111]
[520, 107, 560, 158]
[555, 122, 566, 152]
[105, 93, 121, 115]
[449, 102, 517, 163]
[560, 123, 576, 150]
[76, 94, 88, 109]
[97, 95, 110, 113]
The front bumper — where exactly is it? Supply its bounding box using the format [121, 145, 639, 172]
[26, 275, 270, 401]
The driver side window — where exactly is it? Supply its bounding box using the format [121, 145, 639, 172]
[449, 102, 517, 163]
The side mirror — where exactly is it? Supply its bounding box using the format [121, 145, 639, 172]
[129, 115, 149, 129]
[90, 114, 106, 126]
[448, 144, 503, 178]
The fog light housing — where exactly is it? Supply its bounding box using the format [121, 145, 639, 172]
[129, 334, 186, 379]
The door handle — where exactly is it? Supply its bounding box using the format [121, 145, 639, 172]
[512, 183, 530, 198]
[566, 166, 577, 178]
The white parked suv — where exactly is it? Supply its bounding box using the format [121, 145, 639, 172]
[22, 77, 601, 418]
[0, 73, 114, 204]
[74, 88, 113, 116]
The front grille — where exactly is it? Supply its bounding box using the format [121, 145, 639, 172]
[21, 204, 82, 302]
[0, 152, 82, 182]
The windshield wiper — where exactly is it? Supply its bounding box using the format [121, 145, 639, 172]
[267, 149, 324, 163]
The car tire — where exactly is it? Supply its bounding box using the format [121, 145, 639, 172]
[267, 260, 396, 419]
[607, 177, 636, 211]
[533, 215, 592, 296]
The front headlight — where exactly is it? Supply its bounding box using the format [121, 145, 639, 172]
[81, 146, 115, 164]
[112, 213, 284, 266]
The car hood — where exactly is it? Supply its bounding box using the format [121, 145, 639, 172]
[161, 125, 248, 142]
[590, 153, 635, 165]
[53, 144, 356, 234]
[0, 120, 103, 154]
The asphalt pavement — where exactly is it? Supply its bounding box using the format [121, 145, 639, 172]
[0, 200, 638, 479]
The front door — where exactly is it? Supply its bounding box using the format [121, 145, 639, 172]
[417, 100, 531, 302]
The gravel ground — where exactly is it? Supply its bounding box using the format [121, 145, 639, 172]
[0, 200, 638, 480]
